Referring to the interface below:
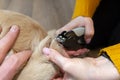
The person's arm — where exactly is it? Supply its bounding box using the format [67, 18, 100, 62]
[99, 43, 120, 73]
[72, 0, 101, 18]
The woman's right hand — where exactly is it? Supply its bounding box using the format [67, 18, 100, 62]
[56, 16, 94, 56]
[43, 47, 120, 80]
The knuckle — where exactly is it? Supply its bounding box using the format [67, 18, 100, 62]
[76, 16, 84, 21]
[77, 16, 84, 19]
[85, 17, 92, 21]
[85, 17, 94, 24]
[90, 30, 94, 36]
[0, 46, 6, 56]
[0, 43, 5, 51]
[62, 64, 69, 71]
[86, 30, 94, 38]
[62, 62, 72, 72]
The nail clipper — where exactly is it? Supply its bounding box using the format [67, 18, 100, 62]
[56, 27, 86, 51]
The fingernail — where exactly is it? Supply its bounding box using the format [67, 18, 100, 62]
[43, 47, 50, 55]
[10, 25, 19, 32]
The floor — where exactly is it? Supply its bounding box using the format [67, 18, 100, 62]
[0, 0, 75, 31]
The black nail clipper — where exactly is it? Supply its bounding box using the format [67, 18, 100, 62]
[56, 27, 86, 51]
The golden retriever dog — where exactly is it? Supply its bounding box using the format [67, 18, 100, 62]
[0, 10, 67, 80]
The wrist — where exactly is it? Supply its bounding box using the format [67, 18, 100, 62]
[99, 43, 120, 73]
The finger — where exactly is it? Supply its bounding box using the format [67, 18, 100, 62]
[43, 47, 70, 70]
[56, 16, 85, 34]
[84, 17, 94, 43]
[76, 48, 89, 55]
[43, 48, 86, 80]
[66, 48, 89, 56]
[0, 50, 32, 80]
[0, 25, 19, 63]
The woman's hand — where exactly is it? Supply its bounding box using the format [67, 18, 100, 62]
[0, 25, 32, 80]
[43, 47, 120, 80]
[56, 16, 94, 56]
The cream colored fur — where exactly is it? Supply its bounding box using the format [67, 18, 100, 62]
[0, 10, 67, 80]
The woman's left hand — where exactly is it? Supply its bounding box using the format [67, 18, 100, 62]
[0, 25, 32, 80]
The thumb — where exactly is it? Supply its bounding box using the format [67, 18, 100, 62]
[43, 47, 69, 69]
